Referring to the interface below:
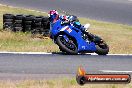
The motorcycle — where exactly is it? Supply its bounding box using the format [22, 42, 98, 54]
[49, 14, 109, 55]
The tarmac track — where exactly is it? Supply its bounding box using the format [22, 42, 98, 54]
[0, 0, 132, 25]
[0, 53, 131, 80]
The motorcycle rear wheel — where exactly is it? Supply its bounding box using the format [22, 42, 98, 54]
[56, 35, 78, 55]
[95, 41, 109, 55]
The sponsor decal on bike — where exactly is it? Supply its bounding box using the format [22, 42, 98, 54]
[66, 27, 72, 33]
[60, 26, 72, 33]
[60, 26, 68, 31]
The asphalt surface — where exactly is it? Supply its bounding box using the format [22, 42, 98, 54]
[0, 0, 132, 80]
[0, 53, 132, 79]
[0, 0, 132, 25]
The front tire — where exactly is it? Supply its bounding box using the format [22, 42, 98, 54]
[56, 35, 78, 55]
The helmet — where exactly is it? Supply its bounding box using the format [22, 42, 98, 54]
[48, 10, 58, 16]
[48, 10, 59, 22]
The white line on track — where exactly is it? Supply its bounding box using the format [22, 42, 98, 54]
[89, 53, 132, 56]
[100, 70, 132, 73]
[0, 52, 132, 55]
[0, 52, 52, 55]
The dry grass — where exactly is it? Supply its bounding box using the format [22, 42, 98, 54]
[0, 4, 132, 53]
[0, 78, 131, 88]
[0, 31, 58, 52]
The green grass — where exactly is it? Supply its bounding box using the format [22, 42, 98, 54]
[0, 4, 132, 54]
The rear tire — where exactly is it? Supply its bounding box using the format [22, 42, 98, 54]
[95, 41, 109, 55]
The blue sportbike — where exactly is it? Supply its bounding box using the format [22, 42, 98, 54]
[49, 10, 109, 55]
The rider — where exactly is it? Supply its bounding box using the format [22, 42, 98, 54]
[48, 10, 59, 23]
[48, 10, 101, 44]
[48, 10, 89, 33]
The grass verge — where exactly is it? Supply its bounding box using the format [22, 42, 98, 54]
[0, 78, 131, 88]
[0, 4, 132, 53]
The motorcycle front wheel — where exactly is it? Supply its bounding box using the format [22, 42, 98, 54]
[95, 40, 109, 55]
[56, 35, 78, 55]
